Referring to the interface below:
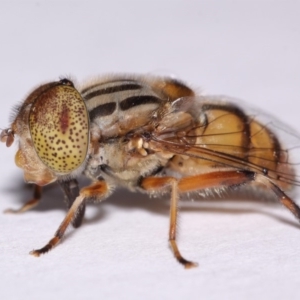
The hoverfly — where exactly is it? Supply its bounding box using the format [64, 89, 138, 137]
[1, 75, 300, 269]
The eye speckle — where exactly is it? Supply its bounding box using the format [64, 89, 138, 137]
[29, 84, 89, 174]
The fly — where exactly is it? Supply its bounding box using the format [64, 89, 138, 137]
[1, 75, 300, 268]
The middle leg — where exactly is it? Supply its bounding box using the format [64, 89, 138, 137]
[140, 170, 255, 268]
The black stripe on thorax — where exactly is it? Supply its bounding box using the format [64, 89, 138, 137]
[81, 79, 140, 94]
[120, 95, 162, 111]
[84, 83, 142, 101]
[89, 102, 117, 120]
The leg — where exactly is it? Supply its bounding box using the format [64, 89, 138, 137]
[4, 185, 42, 214]
[141, 176, 196, 267]
[58, 179, 85, 228]
[30, 180, 109, 257]
[179, 171, 300, 220]
[255, 174, 300, 220]
[141, 170, 299, 268]
[6, 180, 85, 228]
[169, 178, 198, 268]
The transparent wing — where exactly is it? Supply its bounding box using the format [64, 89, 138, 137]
[148, 95, 300, 190]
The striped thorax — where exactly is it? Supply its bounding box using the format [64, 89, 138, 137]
[79, 75, 194, 188]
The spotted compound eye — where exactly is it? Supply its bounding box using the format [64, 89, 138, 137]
[29, 82, 89, 174]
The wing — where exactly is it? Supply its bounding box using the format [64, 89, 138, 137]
[147, 95, 300, 190]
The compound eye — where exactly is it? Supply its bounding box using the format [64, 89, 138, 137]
[29, 83, 89, 174]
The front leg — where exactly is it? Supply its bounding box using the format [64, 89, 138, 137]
[4, 185, 42, 214]
[5, 179, 84, 230]
[58, 179, 84, 228]
[30, 180, 110, 257]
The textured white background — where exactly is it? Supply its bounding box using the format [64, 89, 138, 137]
[0, 1, 300, 300]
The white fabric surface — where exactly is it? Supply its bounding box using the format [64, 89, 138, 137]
[0, 1, 300, 299]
